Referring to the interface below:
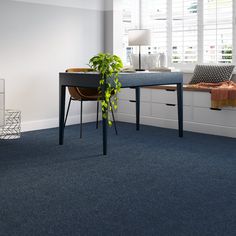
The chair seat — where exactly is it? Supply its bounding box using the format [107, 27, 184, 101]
[71, 95, 99, 101]
[64, 68, 118, 138]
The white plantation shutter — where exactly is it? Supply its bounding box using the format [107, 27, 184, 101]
[203, 0, 233, 64]
[121, 0, 235, 66]
[121, 0, 139, 65]
[141, 0, 168, 55]
[172, 0, 198, 64]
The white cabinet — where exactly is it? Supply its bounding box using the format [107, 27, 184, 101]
[192, 90, 236, 127]
[118, 88, 134, 100]
[117, 87, 236, 138]
[151, 103, 192, 121]
[118, 88, 152, 116]
[192, 91, 211, 108]
[119, 88, 152, 102]
[193, 107, 236, 127]
[151, 89, 192, 106]
[150, 89, 192, 121]
[0, 79, 4, 127]
[118, 100, 152, 116]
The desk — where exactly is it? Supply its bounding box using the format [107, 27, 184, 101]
[59, 72, 183, 155]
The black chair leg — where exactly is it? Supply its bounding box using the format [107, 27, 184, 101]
[80, 100, 83, 138]
[64, 97, 72, 127]
[110, 100, 118, 135]
[96, 101, 99, 129]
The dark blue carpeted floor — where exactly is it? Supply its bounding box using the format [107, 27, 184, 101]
[0, 122, 236, 236]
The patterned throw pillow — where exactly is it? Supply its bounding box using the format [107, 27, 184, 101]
[189, 65, 235, 84]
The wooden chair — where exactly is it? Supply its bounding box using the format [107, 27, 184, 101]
[64, 68, 117, 138]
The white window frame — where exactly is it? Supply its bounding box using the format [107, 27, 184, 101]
[233, 0, 236, 65]
[123, 0, 236, 69]
[168, 0, 235, 69]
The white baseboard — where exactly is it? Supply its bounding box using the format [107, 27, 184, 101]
[21, 113, 98, 132]
[117, 113, 236, 138]
[21, 111, 236, 138]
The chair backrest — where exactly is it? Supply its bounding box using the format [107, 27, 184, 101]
[65, 68, 99, 100]
[66, 68, 94, 73]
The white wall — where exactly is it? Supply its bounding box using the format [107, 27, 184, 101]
[104, 0, 114, 53]
[104, 0, 123, 58]
[0, 79, 4, 127]
[13, 0, 105, 11]
[0, 0, 104, 131]
[104, 0, 113, 11]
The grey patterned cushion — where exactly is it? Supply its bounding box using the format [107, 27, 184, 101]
[189, 65, 235, 84]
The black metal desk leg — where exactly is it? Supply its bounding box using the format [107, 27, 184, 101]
[177, 83, 183, 137]
[135, 87, 140, 131]
[102, 77, 108, 155]
[59, 85, 66, 145]
[102, 108, 108, 155]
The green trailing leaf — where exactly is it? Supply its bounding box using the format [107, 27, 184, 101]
[89, 53, 123, 126]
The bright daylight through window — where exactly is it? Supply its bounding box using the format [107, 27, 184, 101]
[121, 0, 234, 67]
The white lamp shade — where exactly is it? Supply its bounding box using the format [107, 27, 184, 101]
[128, 29, 151, 46]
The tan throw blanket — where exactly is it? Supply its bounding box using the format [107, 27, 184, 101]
[187, 81, 236, 109]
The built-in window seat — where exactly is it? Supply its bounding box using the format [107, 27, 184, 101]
[117, 85, 236, 138]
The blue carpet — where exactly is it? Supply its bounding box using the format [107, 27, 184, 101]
[0, 122, 236, 236]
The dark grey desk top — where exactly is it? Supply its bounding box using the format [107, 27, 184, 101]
[59, 72, 183, 88]
[59, 71, 184, 154]
[118, 72, 183, 87]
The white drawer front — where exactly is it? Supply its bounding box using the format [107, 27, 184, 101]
[151, 89, 192, 106]
[152, 89, 177, 104]
[193, 107, 236, 127]
[151, 103, 192, 121]
[119, 88, 135, 100]
[140, 88, 152, 102]
[119, 88, 152, 102]
[118, 100, 151, 116]
[193, 91, 211, 108]
[183, 91, 192, 106]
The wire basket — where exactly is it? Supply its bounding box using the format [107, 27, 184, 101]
[0, 109, 21, 139]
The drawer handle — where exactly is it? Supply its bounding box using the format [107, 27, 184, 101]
[210, 107, 222, 111]
[166, 89, 176, 92]
[166, 103, 176, 107]
[129, 100, 136, 103]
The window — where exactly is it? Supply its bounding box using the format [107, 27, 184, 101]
[203, 0, 233, 63]
[172, 0, 198, 64]
[121, 0, 139, 65]
[121, 0, 235, 67]
[141, 0, 168, 55]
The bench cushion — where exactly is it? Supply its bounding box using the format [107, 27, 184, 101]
[189, 65, 235, 84]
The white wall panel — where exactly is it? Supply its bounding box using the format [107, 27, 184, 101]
[0, 0, 104, 131]
[12, 0, 105, 11]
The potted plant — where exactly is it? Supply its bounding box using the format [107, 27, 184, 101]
[89, 53, 123, 126]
